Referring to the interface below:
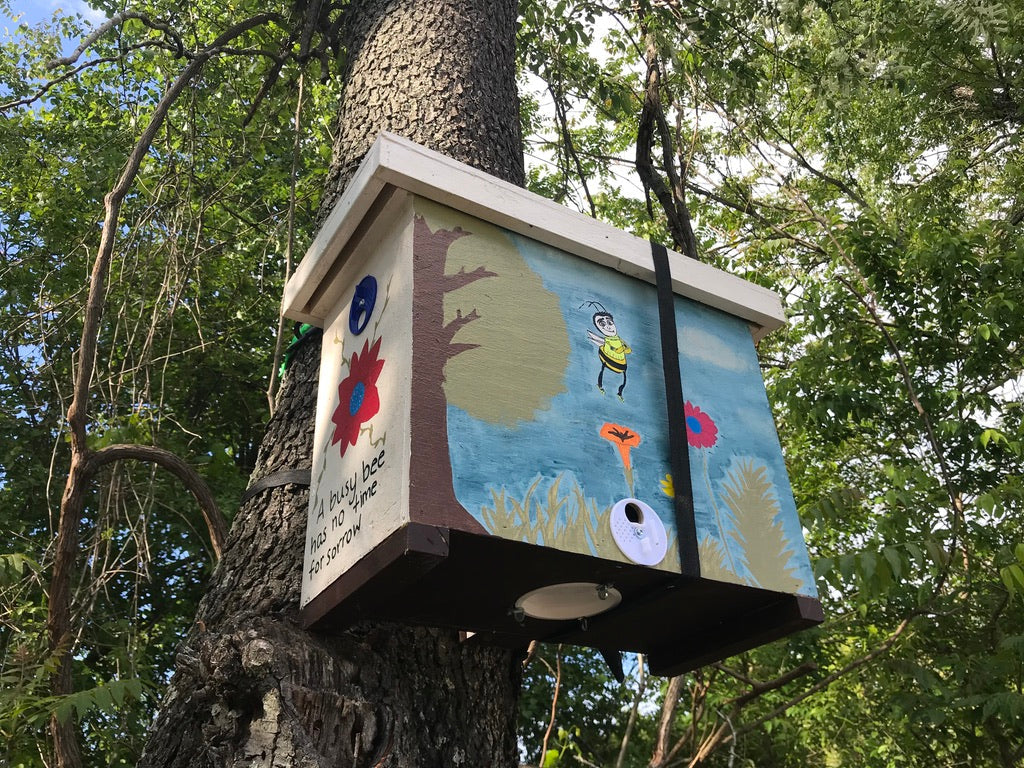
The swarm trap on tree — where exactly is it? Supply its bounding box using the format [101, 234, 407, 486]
[283, 133, 822, 675]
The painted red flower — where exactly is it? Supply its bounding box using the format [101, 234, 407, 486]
[684, 401, 718, 449]
[331, 337, 385, 457]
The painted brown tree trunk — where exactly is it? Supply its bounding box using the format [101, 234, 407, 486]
[140, 1, 524, 765]
[409, 218, 494, 532]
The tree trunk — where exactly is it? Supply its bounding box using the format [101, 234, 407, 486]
[409, 217, 493, 532]
[140, 1, 523, 765]
[319, 0, 523, 215]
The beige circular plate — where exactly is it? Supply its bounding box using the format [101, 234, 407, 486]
[514, 582, 622, 620]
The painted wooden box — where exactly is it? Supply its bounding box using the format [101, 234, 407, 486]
[284, 133, 822, 675]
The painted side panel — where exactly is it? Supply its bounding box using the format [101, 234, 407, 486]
[300, 199, 414, 609]
[415, 199, 816, 598]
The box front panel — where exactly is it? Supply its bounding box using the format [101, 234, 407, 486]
[300, 204, 413, 609]
[413, 198, 816, 598]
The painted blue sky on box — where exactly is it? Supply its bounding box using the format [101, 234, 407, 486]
[443, 226, 816, 597]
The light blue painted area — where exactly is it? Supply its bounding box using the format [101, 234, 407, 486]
[446, 233, 816, 597]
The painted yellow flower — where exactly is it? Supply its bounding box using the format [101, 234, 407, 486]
[660, 473, 675, 498]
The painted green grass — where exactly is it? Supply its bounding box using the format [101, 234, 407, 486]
[480, 473, 679, 572]
[719, 459, 802, 593]
[698, 535, 735, 583]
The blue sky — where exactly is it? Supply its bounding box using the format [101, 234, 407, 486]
[2, 0, 105, 39]
[3, 0, 104, 27]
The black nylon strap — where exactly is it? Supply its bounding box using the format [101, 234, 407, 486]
[240, 468, 311, 505]
[651, 241, 700, 578]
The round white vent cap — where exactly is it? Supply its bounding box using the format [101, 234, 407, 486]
[514, 582, 622, 621]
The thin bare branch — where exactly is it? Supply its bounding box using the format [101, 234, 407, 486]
[540, 646, 563, 766]
[724, 661, 817, 708]
[615, 653, 647, 768]
[48, 14, 283, 766]
[66, 11, 283, 450]
[1, 42, 164, 112]
[733, 614, 916, 741]
[269, 73, 307, 413]
[48, 11, 186, 70]
[548, 81, 597, 217]
[650, 675, 686, 768]
[86, 444, 227, 560]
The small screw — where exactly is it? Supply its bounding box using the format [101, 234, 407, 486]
[510, 606, 526, 625]
[597, 584, 610, 600]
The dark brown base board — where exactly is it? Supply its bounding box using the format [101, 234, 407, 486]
[301, 523, 823, 675]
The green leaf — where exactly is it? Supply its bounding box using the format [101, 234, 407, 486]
[1001, 564, 1024, 599]
[981, 692, 1024, 722]
[814, 556, 834, 579]
[882, 547, 903, 580]
[924, 538, 949, 567]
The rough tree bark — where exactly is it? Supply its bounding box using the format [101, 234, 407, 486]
[139, 1, 524, 765]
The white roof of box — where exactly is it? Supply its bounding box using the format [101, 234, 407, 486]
[284, 132, 785, 339]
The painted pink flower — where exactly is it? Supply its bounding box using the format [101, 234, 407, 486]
[331, 337, 385, 457]
[684, 401, 718, 449]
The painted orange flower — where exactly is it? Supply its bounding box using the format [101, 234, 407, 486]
[684, 401, 717, 449]
[600, 422, 642, 494]
[331, 337, 385, 457]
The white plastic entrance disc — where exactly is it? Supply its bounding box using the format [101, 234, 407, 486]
[514, 582, 622, 620]
[610, 498, 668, 566]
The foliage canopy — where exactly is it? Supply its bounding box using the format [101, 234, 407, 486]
[1, 0, 1023, 765]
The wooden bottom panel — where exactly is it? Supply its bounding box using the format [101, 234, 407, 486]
[302, 524, 823, 674]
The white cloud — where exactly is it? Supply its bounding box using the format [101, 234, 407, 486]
[61, 0, 107, 24]
[680, 325, 755, 373]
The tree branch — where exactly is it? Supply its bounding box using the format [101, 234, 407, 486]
[86, 444, 227, 560]
[649, 675, 686, 768]
[67, 11, 282, 451]
[442, 265, 497, 293]
[759, 122, 870, 211]
[49, 14, 283, 767]
[635, 26, 698, 258]
[441, 308, 483, 355]
[733, 614, 916, 741]
[684, 179, 827, 256]
[615, 654, 647, 768]
[268, 73, 307, 413]
[48, 11, 188, 69]
[1, 42, 167, 112]
[548, 81, 597, 216]
[539, 646, 563, 766]
[724, 661, 817, 708]
[791, 191, 965, 573]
